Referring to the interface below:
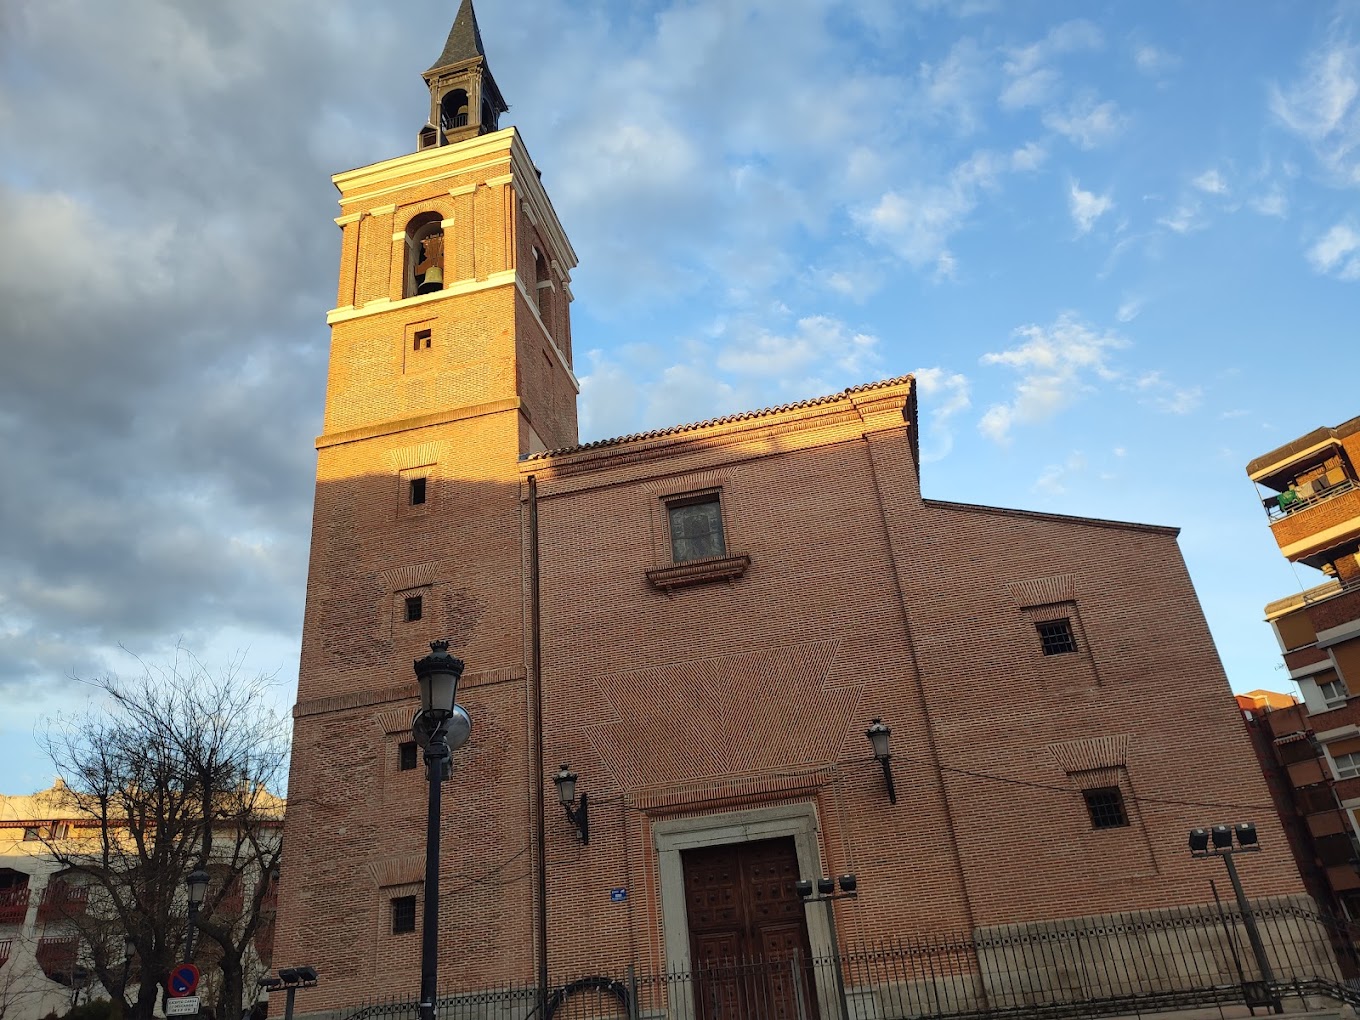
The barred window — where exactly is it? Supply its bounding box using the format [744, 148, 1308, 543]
[399, 742, 418, 772]
[1036, 619, 1077, 656]
[1083, 787, 1128, 829]
[392, 895, 416, 934]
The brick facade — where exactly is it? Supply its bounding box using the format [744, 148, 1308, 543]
[275, 26, 1304, 1016]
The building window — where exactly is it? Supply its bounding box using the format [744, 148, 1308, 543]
[1083, 787, 1129, 829]
[1318, 669, 1348, 706]
[413, 328, 432, 351]
[409, 478, 427, 506]
[392, 895, 416, 934]
[1333, 751, 1360, 780]
[404, 213, 444, 298]
[405, 596, 423, 622]
[668, 494, 726, 563]
[399, 742, 418, 771]
[22, 827, 39, 842]
[1037, 619, 1077, 656]
[49, 822, 69, 840]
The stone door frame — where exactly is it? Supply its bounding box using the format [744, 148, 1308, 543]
[652, 802, 834, 1020]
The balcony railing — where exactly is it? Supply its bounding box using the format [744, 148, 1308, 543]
[36, 936, 77, 984]
[0, 888, 30, 925]
[37, 883, 88, 923]
[1265, 475, 1356, 520]
[0, 938, 12, 966]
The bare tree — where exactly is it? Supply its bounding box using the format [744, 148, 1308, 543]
[40, 652, 288, 1020]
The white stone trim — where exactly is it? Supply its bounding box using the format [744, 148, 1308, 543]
[651, 803, 836, 1020]
[326, 270, 517, 325]
[1318, 617, 1360, 649]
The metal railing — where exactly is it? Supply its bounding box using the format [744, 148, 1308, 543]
[1265, 476, 1356, 520]
[347, 898, 1360, 1020]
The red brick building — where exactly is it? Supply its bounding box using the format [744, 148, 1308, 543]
[1237, 416, 1360, 918]
[275, 4, 1308, 1016]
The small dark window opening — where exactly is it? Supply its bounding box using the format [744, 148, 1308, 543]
[441, 90, 470, 131]
[392, 895, 417, 934]
[414, 329, 432, 351]
[22, 827, 39, 842]
[409, 478, 427, 506]
[405, 596, 423, 622]
[1037, 618, 1077, 656]
[398, 742, 418, 771]
[668, 495, 726, 563]
[1083, 787, 1129, 829]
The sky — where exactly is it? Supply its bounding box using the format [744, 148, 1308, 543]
[1, 0, 1358, 793]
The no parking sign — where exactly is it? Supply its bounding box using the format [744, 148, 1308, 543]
[169, 963, 200, 998]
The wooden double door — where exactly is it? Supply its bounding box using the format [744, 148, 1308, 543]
[681, 837, 819, 1020]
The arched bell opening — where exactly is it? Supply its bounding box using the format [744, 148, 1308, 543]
[534, 248, 552, 320]
[441, 89, 470, 131]
[481, 96, 499, 133]
[405, 212, 445, 298]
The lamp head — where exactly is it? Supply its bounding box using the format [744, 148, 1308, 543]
[258, 977, 283, 991]
[865, 718, 892, 761]
[1210, 824, 1233, 850]
[1234, 822, 1259, 848]
[816, 878, 835, 895]
[186, 869, 210, 906]
[279, 968, 299, 984]
[553, 764, 578, 807]
[838, 874, 857, 894]
[414, 640, 464, 718]
[794, 880, 813, 899]
[1188, 828, 1210, 854]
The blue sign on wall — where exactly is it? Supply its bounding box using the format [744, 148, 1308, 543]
[610, 887, 627, 903]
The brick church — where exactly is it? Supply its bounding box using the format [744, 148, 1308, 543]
[275, 4, 1306, 1017]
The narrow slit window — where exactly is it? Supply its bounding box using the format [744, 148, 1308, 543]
[409, 478, 427, 506]
[1036, 618, 1077, 656]
[398, 742, 417, 771]
[391, 895, 416, 934]
[405, 596, 423, 622]
[1083, 787, 1129, 829]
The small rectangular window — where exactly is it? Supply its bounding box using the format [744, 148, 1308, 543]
[405, 596, 423, 622]
[668, 495, 726, 563]
[414, 329, 432, 351]
[1083, 787, 1129, 829]
[392, 895, 416, 934]
[399, 742, 418, 771]
[1333, 751, 1360, 780]
[1037, 619, 1077, 656]
[22, 827, 39, 842]
[409, 478, 427, 506]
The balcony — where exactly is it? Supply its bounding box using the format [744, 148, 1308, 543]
[37, 883, 87, 924]
[36, 936, 76, 984]
[0, 888, 29, 925]
[1327, 864, 1360, 891]
[1288, 757, 1329, 787]
[1269, 483, 1360, 563]
[1307, 810, 1349, 837]
[0, 938, 11, 966]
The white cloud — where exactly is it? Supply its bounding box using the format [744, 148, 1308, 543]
[1068, 181, 1113, 234]
[1270, 43, 1360, 185]
[716, 315, 880, 378]
[914, 366, 972, 462]
[1116, 298, 1142, 323]
[977, 313, 1127, 443]
[1248, 187, 1288, 217]
[1192, 169, 1229, 195]
[1307, 223, 1360, 280]
[1134, 45, 1179, 77]
[918, 38, 990, 132]
[1131, 371, 1202, 414]
[1010, 141, 1048, 171]
[1043, 95, 1126, 149]
[1000, 20, 1102, 109]
[855, 149, 1013, 269]
[1033, 451, 1087, 495]
[1158, 202, 1204, 234]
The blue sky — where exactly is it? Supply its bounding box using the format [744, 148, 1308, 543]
[1, 0, 1358, 792]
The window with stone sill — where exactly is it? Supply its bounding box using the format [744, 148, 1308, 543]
[646, 487, 751, 592]
[391, 895, 416, 934]
[1083, 786, 1129, 829]
[1332, 751, 1360, 780]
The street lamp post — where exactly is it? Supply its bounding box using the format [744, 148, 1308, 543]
[412, 640, 470, 1020]
[795, 874, 858, 1020]
[120, 937, 135, 1007]
[184, 870, 209, 960]
[1188, 823, 1282, 1015]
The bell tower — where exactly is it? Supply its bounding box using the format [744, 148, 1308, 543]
[277, 5, 578, 1010]
[419, 0, 509, 150]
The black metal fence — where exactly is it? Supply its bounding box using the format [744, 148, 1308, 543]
[347, 897, 1360, 1020]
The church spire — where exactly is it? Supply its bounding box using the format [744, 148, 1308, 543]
[418, 0, 509, 150]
